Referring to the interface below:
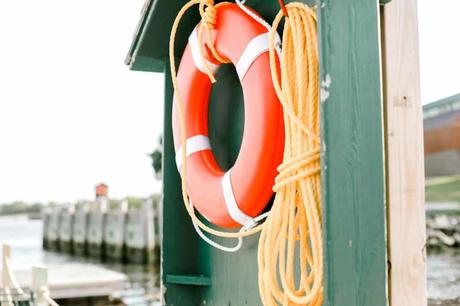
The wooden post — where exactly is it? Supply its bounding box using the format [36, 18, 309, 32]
[144, 198, 156, 263]
[2, 244, 11, 288]
[1, 245, 14, 306]
[32, 266, 48, 305]
[381, 0, 427, 305]
[1, 245, 23, 295]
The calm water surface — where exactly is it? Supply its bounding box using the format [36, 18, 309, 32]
[428, 248, 460, 305]
[0, 215, 158, 306]
[1, 215, 459, 305]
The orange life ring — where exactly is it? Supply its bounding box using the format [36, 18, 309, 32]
[172, 3, 284, 228]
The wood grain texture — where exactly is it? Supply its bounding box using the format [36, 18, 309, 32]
[317, 0, 387, 305]
[381, 0, 427, 305]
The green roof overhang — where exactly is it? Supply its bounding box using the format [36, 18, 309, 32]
[125, 0, 204, 72]
[124, 0, 310, 72]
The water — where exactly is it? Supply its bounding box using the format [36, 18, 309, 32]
[0, 215, 159, 306]
[428, 249, 460, 305]
[1, 215, 459, 305]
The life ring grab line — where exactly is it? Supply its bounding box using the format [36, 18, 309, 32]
[188, 26, 281, 80]
[175, 134, 258, 229]
[190, 200, 270, 252]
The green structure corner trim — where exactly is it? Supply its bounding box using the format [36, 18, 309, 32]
[318, 0, 388, 305]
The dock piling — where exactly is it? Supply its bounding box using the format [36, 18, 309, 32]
[31, 266, 59, 306]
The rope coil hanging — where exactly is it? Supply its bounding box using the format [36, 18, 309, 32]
[258, 3, 323, 305]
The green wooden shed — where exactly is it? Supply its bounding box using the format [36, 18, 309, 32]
[126, 0, 427, 305]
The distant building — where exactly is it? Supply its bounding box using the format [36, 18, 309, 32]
[93, 183, 108, 212]
[95, 183, 108, 198]
[424, 93, 460, 177]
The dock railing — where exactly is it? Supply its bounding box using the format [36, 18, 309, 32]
[1, 244, 59, 306]
[2, 244, 23, 306]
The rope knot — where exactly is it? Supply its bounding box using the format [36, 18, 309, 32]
[195, 0, 230, 83]
[199, 0, 217, 29]
[202, 5, 217, 28]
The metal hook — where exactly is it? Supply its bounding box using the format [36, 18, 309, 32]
[278, 0, 289, 17]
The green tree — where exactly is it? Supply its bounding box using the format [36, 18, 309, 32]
[149, 134, 163, 179]
[28, 202, 43, 214]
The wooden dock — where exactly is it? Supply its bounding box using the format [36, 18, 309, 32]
[43, 197, 158, 264]
[11, 263, 126, 300]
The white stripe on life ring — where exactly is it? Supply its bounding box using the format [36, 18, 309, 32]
[235, 32, 281, 81]
[222, 170, 257, 229]
[175, 135, 212, 170]
[188, 28, 219, 75]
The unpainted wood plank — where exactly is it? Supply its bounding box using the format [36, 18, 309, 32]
[381, 0, 427, 305]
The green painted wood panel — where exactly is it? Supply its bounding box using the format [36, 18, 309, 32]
[317, 0, 387, 305]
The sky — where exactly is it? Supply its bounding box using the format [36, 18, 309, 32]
[0, 0, 163, 203]
[0, 0, 459, 203]
[418, 0, 460, 103]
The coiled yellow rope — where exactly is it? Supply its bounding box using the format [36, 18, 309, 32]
[258, 3, 323, 306]
[169, 1, 323, 305]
